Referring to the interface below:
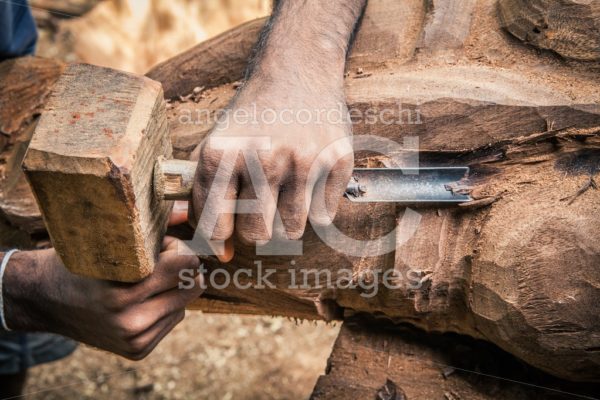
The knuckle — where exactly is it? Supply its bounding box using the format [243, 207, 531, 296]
[118, 313, 152, 339]
[184, 255, 201, 270]
[198, 219, 229, 241]
[237, 218, 272, 244]
[295, 154, 317, 173]
[102, 290, 131, 313]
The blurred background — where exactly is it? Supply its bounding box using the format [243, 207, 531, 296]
[33, 0, 270, 73]
[23, 1, 340, 399]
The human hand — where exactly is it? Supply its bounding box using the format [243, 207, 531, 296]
[180, 0, 371, 262]
[189, 86, 354, 262]
[3, 237, 203, 360]
[185, 0, 367, 262]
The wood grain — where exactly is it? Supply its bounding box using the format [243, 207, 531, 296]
[0, 57, 65, 233]
[418, 0, 477, 52]
[498, 0, 600, 61]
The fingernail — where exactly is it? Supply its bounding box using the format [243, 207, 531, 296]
[173, 201, 189, 211]
[214, 238, 234, 263]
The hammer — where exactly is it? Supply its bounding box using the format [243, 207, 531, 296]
[23, 63, 469, 283]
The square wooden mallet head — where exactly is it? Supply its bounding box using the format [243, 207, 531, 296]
[23, 63, 173, 282]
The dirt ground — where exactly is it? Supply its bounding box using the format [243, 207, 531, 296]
[21, 2, 341, 399]
[24, 314, 340, 399]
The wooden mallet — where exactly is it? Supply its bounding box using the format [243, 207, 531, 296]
[23, 63, 175, 282]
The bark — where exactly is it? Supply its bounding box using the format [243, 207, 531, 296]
[498, 0, 600, 61]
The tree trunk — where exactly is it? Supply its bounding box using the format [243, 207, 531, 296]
[1, 0, 599, 383]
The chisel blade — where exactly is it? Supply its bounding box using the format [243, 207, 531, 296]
[344, 167, 470, 204]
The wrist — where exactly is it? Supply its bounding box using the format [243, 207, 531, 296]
[236, 69, 347, 112]
[3, 250, 52, 331]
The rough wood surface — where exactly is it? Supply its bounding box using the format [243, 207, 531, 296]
[347, 0, 425, 68]
[22, 63, 173, 282]
[3, 0, 600, 383]
[0, 57, 65, 141]
[155, 0, 600, 382]
[154, 157, 196, 201]
[498, 0, 600, 61]
[0, 57, 65, 233]
[311, 322, 600, 399]
[418, 0, 477, 52]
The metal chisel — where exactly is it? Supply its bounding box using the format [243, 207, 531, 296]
[154, 158, 471, 204]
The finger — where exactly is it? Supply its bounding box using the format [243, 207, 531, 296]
[168, 201, 189, 226]
[192, 144, 239, 245]
[123, 310, 185, 360]
[146, 274, 205, 315]
[309, 153, 354, 227]
[129, 274, 203, 338]
[162, 235, 180, 251]
[275, 172, 313, 240]
[235, 179, 280, 245]
[139, 239, 202, 296]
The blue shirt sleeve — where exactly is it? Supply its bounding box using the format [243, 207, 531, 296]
[0, 0, 38, 60]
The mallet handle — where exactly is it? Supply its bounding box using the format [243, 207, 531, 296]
[154, 157, 196, 201]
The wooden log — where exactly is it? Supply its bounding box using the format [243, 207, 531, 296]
[0, 57, 65, 233]
[146, 17, 266, 99]
[311, 322, 600, 399]
[154, 0, 600, 382]
[4, 0, 600, 382]
[498, 0, 600, 61]
[0, 57, 64, 142]
[346, 0, 425, 68]
[169, 61, 600, 382]
[22, 63, 173, 282]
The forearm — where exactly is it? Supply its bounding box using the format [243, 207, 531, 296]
[240, 0, 367, 102]
[2, 250, 53, 332]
